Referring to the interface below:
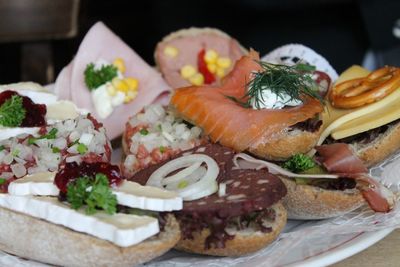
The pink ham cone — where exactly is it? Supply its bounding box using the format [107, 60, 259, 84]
[54, 22, 171, 139]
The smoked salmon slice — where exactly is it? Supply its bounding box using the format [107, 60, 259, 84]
[170, 51, 323, 152]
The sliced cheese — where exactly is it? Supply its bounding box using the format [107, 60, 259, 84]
[46, 100, 80, 121]
[0, 194, 159, 247]
[331, 98, 400, 139]
[8, 172, 59, 196]
[8, 175, 183, 212]
[0, 127, 40, 141]
[113, 181, 182, 211]
[318, 65, 400, 144]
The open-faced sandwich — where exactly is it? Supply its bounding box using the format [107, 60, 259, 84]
[129, 143, 287, 256]
[155, 27, 247, 88]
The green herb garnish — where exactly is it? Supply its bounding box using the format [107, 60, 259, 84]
[0, 178, 6, 185]
[84, 63, 118, 90]
[159, 146, 166, 153]
[283, 154, 316, 173]
[140, 128, 149, 135]
[28, 128, 58, 145]
[0, 95, 26, 127]
[227, 62, 323, 109]
[66, 173, 117, 215]
[52, 147, 60, 153]
[12, 149, 19, 157]
[248, 62, 322, 109]
[77, 143, 88, 155]
[0, 145, 5, 151]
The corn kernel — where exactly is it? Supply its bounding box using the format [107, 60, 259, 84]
[204, 49, 218, 64]
[164, 46, 179, 58]
[189, 73, 204, 86]
[124, 77, 139, 91]
[124, 91, 138, 103]
[106, 84, 117, 96]
[217, 57, 231, 69]
[180, 65, 197, 79]
[207, 63, 217, 74]
[113, 58, 126, 73]
[112, 78, 129, 92]
[216, 67, 225, 78]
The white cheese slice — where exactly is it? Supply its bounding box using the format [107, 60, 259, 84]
[46, 100, 80, 121]
[0, 127, 40, 141]
[113, 181, 182, 211]
[0, 194, 159, 247]
[8, 172, 59, 196]
[8, 175, 183, 212]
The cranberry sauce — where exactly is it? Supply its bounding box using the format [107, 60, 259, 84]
[55, 161, 123, 193]
[0, 90, 46, 127]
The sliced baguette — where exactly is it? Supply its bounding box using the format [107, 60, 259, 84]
[174, 202, 287, 256]
[0, 209, 180, 267]
[280, 177, 364, 220]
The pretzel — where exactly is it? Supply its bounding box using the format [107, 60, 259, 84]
[330, 66, 400, 108]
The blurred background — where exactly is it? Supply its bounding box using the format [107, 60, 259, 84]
[0, 0, 399, 84]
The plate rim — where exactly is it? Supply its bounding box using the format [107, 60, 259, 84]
[284, 228, 394, 267]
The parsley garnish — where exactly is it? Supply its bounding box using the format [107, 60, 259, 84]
[77, 143, 88, 155]
[12, 149, 19, 157]
[66, 173, 117, 215]
[84, 63, 118, 90]
[0, 178, 6, 185]
[28, 128, 58, 145]
[0, 145, 5, 151]
[0, 95, 26, 127]
[159, 146, 166, 153]
[282, 154, 316, 173]
[140, 128, 149, 135]
[52, 147, 60, 153]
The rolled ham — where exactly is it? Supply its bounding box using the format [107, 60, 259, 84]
[155, 28, 246, 88]
[54, 22, 171, 139]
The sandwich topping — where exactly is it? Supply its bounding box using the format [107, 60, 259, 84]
[84, 58, 139, 119]
[0, 90, 46, 127]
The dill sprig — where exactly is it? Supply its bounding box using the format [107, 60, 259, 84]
[243, 62, 323, 109]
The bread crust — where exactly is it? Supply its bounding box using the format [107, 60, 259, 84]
[174, 202, 287, 256]
[280, 177, 364, 220]
[248, 128, 321, 161]
[0, 209, 180, 267]
[353, 121, 400, 167]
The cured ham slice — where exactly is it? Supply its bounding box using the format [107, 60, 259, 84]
[54, 22, 171, 139]
[315, 143, 368, 173]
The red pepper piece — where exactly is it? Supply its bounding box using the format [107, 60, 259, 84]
[198, 49, 216, 84]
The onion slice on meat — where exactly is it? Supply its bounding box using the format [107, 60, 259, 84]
[147, 154, 219, 201]
[233, 153, 339, 179]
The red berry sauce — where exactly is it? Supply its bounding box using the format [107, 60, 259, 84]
[54, 161, 123, 193]
[0, 90, 46, 127]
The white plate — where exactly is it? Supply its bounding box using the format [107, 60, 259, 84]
[284, 229, 393, 267]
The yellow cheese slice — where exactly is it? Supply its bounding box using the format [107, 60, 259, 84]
[318, 65, 400, 144]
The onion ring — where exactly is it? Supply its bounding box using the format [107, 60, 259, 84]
[330, 66, 400, 108]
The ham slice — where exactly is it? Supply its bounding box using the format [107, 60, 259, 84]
[316, 143, 394, 212]
[315, 143, 368, 173]
[54, 22, 171, 139]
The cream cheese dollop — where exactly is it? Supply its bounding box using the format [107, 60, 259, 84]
[250, 86, 302, 109]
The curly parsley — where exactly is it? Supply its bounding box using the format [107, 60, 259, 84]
[0, 95, 26, 127]
[84, 63, 118, 90]
[282, 154, 316, 173]
[66, 173, 117, 215]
